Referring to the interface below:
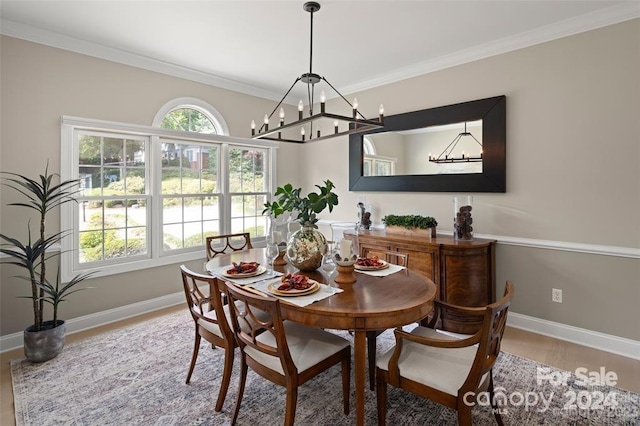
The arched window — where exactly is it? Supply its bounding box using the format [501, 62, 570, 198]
[61, 98, 275, 279]
[153, 97, 229, 135]
[363, 137, 376, 155]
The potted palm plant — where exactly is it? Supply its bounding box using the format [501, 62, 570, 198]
[263, 180, 339, 271]
[0, 165, 94, 362]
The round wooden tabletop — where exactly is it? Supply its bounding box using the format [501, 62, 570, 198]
[206, 248, 437, 426]
[206, 248, 437, 332]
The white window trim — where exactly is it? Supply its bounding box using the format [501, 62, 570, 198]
[152, 97, 230, 135]
[60, 115, 278, 281]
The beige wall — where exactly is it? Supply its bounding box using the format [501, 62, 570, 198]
[0, 36, 299, 335]
[2, 19, 639, 342]
[300, 19, 640, 340]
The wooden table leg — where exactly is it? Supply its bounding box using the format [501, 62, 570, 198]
[354, 330, 366, 426]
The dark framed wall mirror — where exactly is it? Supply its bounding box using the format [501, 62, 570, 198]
[349, 95, 506, 192]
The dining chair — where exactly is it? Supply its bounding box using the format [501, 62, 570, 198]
[375, 281, 514, 426]
[205, 232, 253, 260]
[366, 251, 410, 390]
[382, 251, 409, 268]
[180, 265, 236, 412]
[225, 283, 352, 426]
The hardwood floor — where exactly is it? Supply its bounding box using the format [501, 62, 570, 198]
[2, 306, 638, 425]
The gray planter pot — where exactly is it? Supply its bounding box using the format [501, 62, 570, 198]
[24, 320, 66, 363]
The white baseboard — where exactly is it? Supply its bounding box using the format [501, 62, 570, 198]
[507, 312, 640, 361]
[2, 293, 638, 361]
[0, 291, 184, 353]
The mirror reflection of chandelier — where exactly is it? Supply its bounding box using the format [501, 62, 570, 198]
[251, 1, 384, 143]
[428, 122, 483, 163]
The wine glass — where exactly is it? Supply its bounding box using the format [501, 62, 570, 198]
[321, 244, 336, 282]
[265, 241, 280, 274]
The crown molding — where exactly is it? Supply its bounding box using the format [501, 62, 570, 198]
[1, 3, 638, 103]
[341, 2, 640, 95]
[0, 18, 283, 102]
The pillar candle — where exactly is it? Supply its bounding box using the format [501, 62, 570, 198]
[340, 238, 352, 260]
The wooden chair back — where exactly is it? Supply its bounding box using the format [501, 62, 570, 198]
[206, 232, 253, 260]
[460, 280, 513, 394]
[377, 281, 514, 426]
[180, 265, 236, 411]
[383, 251, 409, 268]
[225, 283, 352, 425]
[225, 284, 295, 380]
[180, 265, 233, 346]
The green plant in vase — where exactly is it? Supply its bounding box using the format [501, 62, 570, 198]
[263, 180, 339, 271]
[382, 214, 438, 238]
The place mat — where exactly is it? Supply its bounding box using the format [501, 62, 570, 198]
[208, 265, 282, 285]
[250, 278, 343, 307]
[355, 263, 405, 277]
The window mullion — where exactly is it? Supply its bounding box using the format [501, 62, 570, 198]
[151, 135, 163, 259]
[220, 143, 230, 235]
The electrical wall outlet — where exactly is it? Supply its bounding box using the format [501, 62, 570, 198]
[552, 288, 562, 303]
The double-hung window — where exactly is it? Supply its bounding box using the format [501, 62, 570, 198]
[60, 100, 277, 280]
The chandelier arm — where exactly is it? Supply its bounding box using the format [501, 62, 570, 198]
[469, 134, 483, 147]
[321, 77, 369, 121]
[259, 77, 302, 132]
[436, 134, 463, 159]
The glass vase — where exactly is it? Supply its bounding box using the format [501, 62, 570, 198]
[453, 195, 474, 241]
[267, 213, 289, 265]
[286, 225, 328, 271]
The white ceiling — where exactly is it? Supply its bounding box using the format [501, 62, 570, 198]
[1, 1, 638, 104]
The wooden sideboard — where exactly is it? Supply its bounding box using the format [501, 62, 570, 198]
[352, 230, 496, 334]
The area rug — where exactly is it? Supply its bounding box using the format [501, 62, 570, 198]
[11, 309, 639, 425]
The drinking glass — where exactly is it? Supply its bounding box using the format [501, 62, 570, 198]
[321, 251, 336, 278]
[265, 242, 280, 274]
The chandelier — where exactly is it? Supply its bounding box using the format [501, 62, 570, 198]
[428, 122, 483, 163]
[251, 1, 384, 143]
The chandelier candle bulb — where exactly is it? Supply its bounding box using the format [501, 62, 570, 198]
[251, 120, 256, 136]
[301, 127, 305, 141]
[379, 104, 384, 122]
[298, 100, 304, 119]
[263, 114, 269, 131]
[279, 107, 285, 126]
[334, 121, 339, 134]
[353, 98, 358, 119]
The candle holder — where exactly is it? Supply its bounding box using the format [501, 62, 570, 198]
[333, 253, 357, 284]
[274, 250, 287, 266]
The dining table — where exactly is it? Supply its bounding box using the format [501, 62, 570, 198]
[206, 248, 437, 426]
